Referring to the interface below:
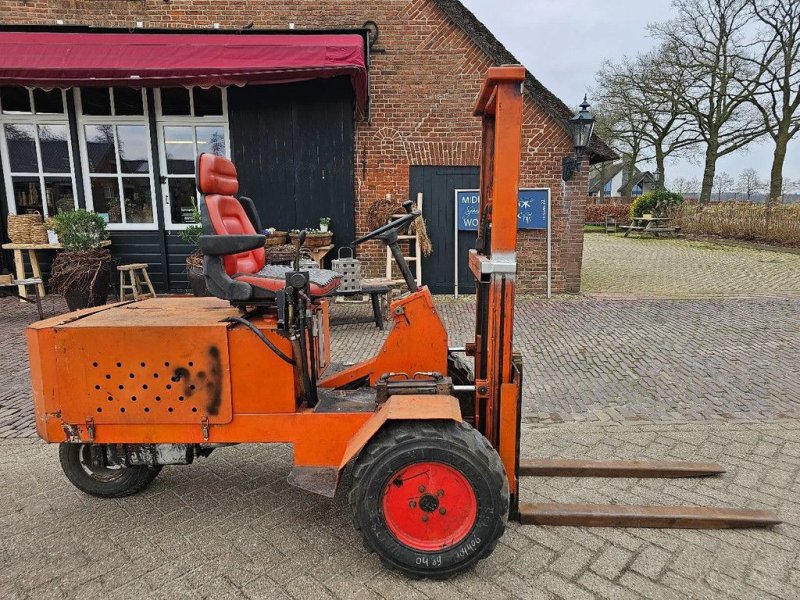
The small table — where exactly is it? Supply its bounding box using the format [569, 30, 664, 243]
[326, 280, 393, 330]
[1, 240, 111, 299]
[306, 244, 334, 267]
[0, 277, 44, 319]
[621, 217, 677, 238]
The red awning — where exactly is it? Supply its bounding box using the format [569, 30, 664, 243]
[0, 31, 368, 111]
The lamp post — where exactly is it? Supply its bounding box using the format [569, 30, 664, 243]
[562, 96, 595, 182]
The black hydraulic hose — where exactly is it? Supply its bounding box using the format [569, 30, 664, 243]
[221, 316, 296, 366]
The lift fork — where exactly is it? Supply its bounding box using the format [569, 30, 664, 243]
[517, 459, 779, 528]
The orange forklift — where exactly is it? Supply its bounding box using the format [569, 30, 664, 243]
[27, 66, 778, 579]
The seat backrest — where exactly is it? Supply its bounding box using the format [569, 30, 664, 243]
[197, 153, 265, 276]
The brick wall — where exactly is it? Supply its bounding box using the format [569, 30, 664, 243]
[0, 0, 588, 294]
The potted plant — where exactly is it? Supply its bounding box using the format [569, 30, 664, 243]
[263, 227, 288, 246]
[319, 217, 331, 233]
[295, 228, 333, 249]
[49, 209, 111, 311]
[178, 200, 208, 297]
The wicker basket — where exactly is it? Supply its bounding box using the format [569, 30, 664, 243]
[265, 244, 298, 264]
[7, 213, 47, 244]
[264, 231, 288, 246]
[302, 232, 333, 248]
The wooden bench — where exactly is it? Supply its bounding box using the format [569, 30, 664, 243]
[0, 277, 44, 319]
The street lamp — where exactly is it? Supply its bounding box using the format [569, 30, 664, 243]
[562, 95, 595, 182]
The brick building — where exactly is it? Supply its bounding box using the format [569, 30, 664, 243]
[0, 0, 612, 294]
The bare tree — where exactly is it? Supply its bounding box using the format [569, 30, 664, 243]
[742, 0, 800, 203]
[651, 0, 769, 202]
[594, 47, 701, 184]
[714, 171, 735, 201]
[592, 104, 646, 199]
[670, 177, 691, 196]
[737, 168, 765, 200]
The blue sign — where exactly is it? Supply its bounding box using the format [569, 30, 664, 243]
[456, 189, 548, 231]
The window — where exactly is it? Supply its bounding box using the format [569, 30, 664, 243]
[603, 180, 612, 195]
[632, 182, 643, 196]
[77, 88, 156, 228]
[0, 87, 77, 217]
[155, 87, 229, 228]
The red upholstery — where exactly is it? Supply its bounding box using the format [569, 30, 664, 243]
[199, 152, 340, 297]
[205, 194, 265, 276]
[238, 274, 341, 297]
[197, 153, 239, 196]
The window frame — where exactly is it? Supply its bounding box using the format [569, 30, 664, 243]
[154, 87, 230, 231]
[0, 88, 78, 218]
[75, 88, 158, 231]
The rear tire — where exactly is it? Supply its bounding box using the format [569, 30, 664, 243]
[349, 420, 508, 579]
[59, 443, 161, 498]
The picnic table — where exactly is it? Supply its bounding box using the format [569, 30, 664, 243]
[621, 216, 680, 238]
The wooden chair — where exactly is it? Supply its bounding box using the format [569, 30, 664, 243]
[117, 263, 156, 301]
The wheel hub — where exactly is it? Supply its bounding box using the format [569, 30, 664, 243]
[419, 494, 439, 512]
[382, 461, 477, 551]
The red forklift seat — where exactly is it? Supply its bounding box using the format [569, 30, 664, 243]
[197, 153, 341, 298]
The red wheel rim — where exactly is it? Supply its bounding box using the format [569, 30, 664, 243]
[382, 461, 478, 551]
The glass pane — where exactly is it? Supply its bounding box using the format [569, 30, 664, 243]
[168, 178, 198, 225]
[81, 88, 112, 116]
[122, 178, 153, 224]
[4, 124, 38, 172]
[113, 87, 144, 116]
[11, 176, 42, 214]
[163, 126, 194, 174]
[44, 177, 74, 217]
[1, 87, 31, 114]
[90, 177, 122, 223]
[84, 125, 117, 173]
[117, 125, 149, 174]
[33, 89, 64, 114]
[38, 124, 70, 173]
[196, 126, 226, 157]
[193, 87, 223, 116]
[160, 88, 191, 116]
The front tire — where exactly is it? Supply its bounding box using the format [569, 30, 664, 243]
[350, 420, 508, 579]
[59, 443, 161, 498]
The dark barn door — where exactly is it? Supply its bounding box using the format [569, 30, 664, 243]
[410, 166, 479, 294]
[228, 78, 355, 258]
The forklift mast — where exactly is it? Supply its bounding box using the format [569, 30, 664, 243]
[469, 66, 526, 515]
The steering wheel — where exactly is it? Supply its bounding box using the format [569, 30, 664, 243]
[352, 200, 420, 246]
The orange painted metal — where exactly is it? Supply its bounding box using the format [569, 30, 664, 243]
[318, 287, 448, 388]
[469, 66, 526, 512]
[26, 296, 460, 475]
[338, 395, 461, 468]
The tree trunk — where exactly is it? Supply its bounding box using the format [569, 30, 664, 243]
[655, 146, 666, 190]
[621, 161, 636, 199]
[768, 129, 789, 205]
[700, 143, 717, 203]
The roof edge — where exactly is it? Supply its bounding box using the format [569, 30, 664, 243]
[434, 0, 615, 163]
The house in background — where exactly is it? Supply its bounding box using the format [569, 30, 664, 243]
[589, 162, 655, 200]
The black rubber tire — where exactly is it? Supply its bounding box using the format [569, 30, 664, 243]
[349, 420, 508, 579]
[59, 443, 162, 498]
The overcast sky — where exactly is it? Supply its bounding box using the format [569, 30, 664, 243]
[461, 0, 800, 187]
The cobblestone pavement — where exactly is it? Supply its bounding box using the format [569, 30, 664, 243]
[582, 234, 800, 298]
[2, 293, 799, 437]
[2, 420, 799, 599]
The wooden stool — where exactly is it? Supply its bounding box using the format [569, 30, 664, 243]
[118, 263, 156, 301]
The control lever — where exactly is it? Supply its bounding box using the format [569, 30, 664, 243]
[293, 230, 307, 271]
